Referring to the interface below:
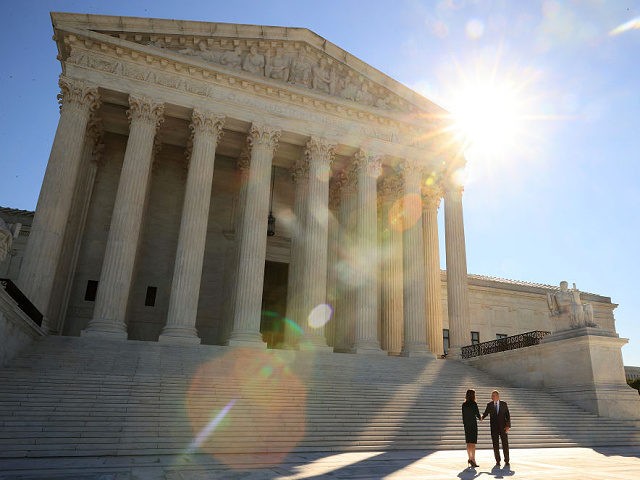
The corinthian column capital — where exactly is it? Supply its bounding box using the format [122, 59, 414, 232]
[57, 76, 100, 113]
[354, 150, 383, 178]
[126, 95, 165, 130]
[305, 137, 336, 166]
[443, 176, 465, 196]
[86, 117, 106, 166]
[421, 183, 443, 211]
[237, 147, 251, 172]
[379, 173, 403, 202]
[248, 123, 281, 153]
[190, 109, 225, 143]
[291, 155, 310, 184]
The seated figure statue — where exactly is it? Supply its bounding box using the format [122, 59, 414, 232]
[547, 280, 596, 331]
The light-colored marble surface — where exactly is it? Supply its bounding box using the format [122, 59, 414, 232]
[1, 447, 639, 479]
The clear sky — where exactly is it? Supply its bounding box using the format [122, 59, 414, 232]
[1, 1, 638, 365]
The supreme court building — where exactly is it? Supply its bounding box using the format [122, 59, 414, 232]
[2, 13, 618, 359]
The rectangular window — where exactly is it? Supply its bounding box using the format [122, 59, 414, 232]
[145, 286, 157, 307]
[443, 329, 450, 354]
[471, 331, 480, 345]
[496, 333, 508, 340]
[84, 280, 98, 301]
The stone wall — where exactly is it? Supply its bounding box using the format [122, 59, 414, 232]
[465, 327, 640, 419]
[0, 287, 45, 366]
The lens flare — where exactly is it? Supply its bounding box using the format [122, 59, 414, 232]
[610, 17, 640, 36]
[186, 399, 236, 454]
[388, 194, 422, 232]
[186, 349, 306, 468]
[308, 304, 333, 329]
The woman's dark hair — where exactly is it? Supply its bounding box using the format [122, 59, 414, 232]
[465, 389, 476, 402]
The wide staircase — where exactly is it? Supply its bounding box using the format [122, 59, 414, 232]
[0, 336, 638, 463]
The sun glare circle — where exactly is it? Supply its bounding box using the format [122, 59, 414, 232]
[451, 81, 524, 161]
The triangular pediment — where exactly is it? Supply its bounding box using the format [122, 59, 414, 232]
[51, 12, 448, 120]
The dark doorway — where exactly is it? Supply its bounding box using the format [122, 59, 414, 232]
[260, 261, 289, 348]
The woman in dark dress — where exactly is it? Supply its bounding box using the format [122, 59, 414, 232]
[462, 389, 481, 468]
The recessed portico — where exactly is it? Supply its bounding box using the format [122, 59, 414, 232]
[16, 12, 474, 356]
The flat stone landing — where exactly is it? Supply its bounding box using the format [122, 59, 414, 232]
[0, 447, 639, 479]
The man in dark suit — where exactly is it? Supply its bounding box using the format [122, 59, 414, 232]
[482, 390, 511, 466]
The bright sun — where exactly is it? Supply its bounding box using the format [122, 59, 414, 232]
[450, 80, 527, 162]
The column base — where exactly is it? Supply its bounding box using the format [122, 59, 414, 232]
[299, 342, 334, 353]
[81, 326, 127, 341]
[353, 341, 386, 355]
[227, 331, 267, 349]
[158, 327, 201, 345]
[402, 343, 436, 358]
[402, 349, 436, 358]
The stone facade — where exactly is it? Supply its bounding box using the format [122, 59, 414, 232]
[1, 13, 619, 356]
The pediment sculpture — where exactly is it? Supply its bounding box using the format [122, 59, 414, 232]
[547, 280, 597, 332]
[141, 36, 405, 112]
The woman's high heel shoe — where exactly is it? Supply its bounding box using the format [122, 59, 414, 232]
[469, 460, 479, 468]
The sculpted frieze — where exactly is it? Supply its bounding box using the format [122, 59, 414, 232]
[142, 35, 412, 114]
[67, 47, 428, 148]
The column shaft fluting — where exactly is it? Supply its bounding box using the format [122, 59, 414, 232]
[401, 162, 433, 357]
[324, 179, 341, 347]
[18, 76, 99, 323]
[379, 175, 404, 355]
[228, 124, 281, 347]
[353, 151, 384, 354]
[84, 95, 164, 339]
[299, 137, 334, 350]
[160, 110, 225, 344]
[284, 157, 308, 347]
[222, 152, 250, 343]
[423, 185, 444, 356]
[49, 120, 103, 334]
[444, 182, 471, 357]
[334, 176, 357, 352]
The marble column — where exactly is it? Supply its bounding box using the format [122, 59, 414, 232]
[334, 171, 357, 352]
[159, 109, 225, 344]
[422, 183, 444, 356]
[222, 150, 251, 343]
[228, 124, 281, 348]
[299, 137, 335, 351]
[18, 76, 100, 324]
[49, 119, 104, 335]
[353, 151, 384, 354]
[400, 161, 433, 357]
[284, 154, 309, 348]
[444, 179, 471, 358]
[83, 95, 164, 339]
[324, 178, 342, 347]
[379, 174, 404, 355]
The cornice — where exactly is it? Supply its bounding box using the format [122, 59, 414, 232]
[54, 26, 454, 155]
[51, 12, 450, 117]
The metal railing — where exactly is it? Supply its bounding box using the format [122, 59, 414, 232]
[0, 278, 43, 327]
[461, 330, 551, 359]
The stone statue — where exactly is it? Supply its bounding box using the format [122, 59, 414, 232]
[289, 52, 312, 87]
[0, 218, 19, 263]
[242, 45, 265, 76]
[340, 73, 359, 101]
[356, 83, 374, 106]
[311, 58, 332, 93]
[547, 281, 597, 331]
[265, 47, 290, 81]
[220, 46, 243, 70]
